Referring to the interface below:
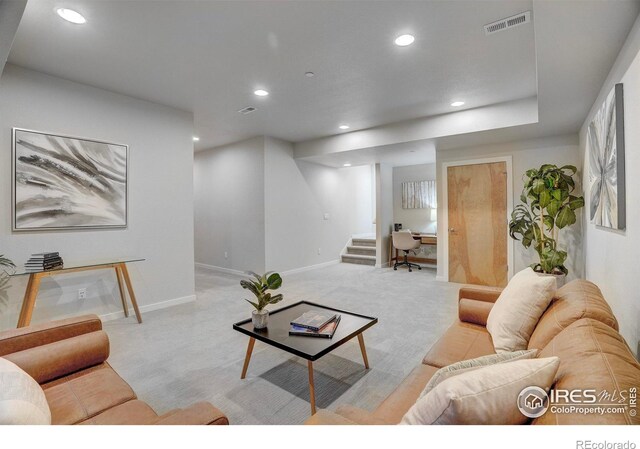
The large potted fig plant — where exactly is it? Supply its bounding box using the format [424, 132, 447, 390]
[240, 271, 284, 329]
[509, 164, 584, 282]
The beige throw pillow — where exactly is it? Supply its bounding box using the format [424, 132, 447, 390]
[419, 349, 538, 398]
[0, 357, 51, 425]
[487, 267, 557, 352]
[402, 357, 560, 425]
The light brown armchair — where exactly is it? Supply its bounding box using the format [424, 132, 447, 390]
[0, 315, 228, 425]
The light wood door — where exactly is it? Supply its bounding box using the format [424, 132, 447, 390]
[447, 162, 508, 287]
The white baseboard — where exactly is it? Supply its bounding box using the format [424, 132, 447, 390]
[99, 294, 196, 322]
[435, 275, 447, 282]
[281, 259, 340, 276]
[194, 262, 245, 276]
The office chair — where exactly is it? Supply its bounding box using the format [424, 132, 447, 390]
[392, 231, 422, 272]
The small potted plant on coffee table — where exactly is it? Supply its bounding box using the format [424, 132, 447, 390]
[240, 271, 284, 329]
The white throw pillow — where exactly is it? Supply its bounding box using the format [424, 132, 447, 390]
[487, 267, 557, 352]
[419, 349, 538, 398]
[0, 357, 51, 425]
[402, 357, 560, 425]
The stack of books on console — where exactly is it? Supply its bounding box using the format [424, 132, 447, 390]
[289, 310, 341, 339]
[25, 252, 63, 272]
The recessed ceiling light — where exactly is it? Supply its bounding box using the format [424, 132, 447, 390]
[339, 125, 350, 130]
[56, 8, 86, 24]
[193, 136, 200, 142]
[305, 72, 315, 78]
[394, 34, 415, 47]
[451, 101, 465, 107]
[254, 89, 269, 97]
[343, 163, 352, 167]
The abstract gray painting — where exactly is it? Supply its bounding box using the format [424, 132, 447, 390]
[12, 128, 128, 231]
[587, 83, 626, 230]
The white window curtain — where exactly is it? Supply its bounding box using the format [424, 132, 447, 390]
[402, 180, 436, 209]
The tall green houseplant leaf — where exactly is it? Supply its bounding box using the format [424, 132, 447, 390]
[508, 165, 584, 276]
[240, 271, 284, 311]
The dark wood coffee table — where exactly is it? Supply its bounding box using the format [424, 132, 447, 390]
[233, 301, 378, 414]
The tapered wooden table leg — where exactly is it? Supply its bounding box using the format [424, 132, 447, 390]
[119, 263, 142, 323]
[241, 337, 256, 379]
[115, 266, 129, 318]
[357, 333, 370, 369]
[308, 360, 316, 415]
[17, 273, 41, 328]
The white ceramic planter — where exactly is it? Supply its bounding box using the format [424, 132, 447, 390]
[252, 309, 269, 329]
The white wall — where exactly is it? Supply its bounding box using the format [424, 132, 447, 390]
[193, 137, 266, 273]
[393, 163, 437, 233]
[579, 14, 640, 358]
[0, 65, 196, 330]
[193, 136, 374, 274]
[435, 135, 581, 282]
[264, 137, 374, 273]
[0, 0, 26, 76]
[375, 163, 394, 267]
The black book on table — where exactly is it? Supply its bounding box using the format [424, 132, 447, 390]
[290, 310, 337, 331]
[289, 315, 341, 339]
[25, 257, 63, 266]
[29, 252, 60, 259]
[26, 262, 63, 272]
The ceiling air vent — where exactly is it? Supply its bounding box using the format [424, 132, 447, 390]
[484, 11, 531, 36]
[238, 106, 257, 115]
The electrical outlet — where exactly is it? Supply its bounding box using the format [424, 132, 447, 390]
[317, 248, 321, 255]
[224, 251, 228, 259]
[78, 288, 87, 300]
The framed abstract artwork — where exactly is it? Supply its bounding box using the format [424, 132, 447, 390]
[12, 128, 128, 231]
[587, 83, 626, 230]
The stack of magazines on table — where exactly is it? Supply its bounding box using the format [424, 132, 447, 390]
[289, 310, 341, 338]
[25, 252, 63, 272]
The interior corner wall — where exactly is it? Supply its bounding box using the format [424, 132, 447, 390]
[392, 163, 437, 234]
[375, 163, 393, 267]
[264, 137, 374, 273]
[579, 14, 640, 358]
[0, 64, 196, 330]
[435, 135, 581, 282]
[193, 136, 266, 273]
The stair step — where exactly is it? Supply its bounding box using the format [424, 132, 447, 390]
[342, 254, 376, 266]
[347, 245, 376, 256]
[352, 238, 376, 247]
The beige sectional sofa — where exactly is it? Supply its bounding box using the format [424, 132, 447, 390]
[306, 280, 640, 425]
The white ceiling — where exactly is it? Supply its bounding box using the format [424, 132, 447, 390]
[8, 0, 538, 151]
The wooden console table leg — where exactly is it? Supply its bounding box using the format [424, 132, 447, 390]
[357, 333, 370, 369]
[114, 266, 129, 318]
[308, 360, 316, 415]
[118, 263, 142, 323]
[17, 273, 41, 328]
[240, 337, 255, 379]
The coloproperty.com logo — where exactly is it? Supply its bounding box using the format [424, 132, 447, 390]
[517, 385, 637, 418]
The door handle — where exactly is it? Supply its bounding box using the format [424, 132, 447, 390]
[449, 228, 456, 233]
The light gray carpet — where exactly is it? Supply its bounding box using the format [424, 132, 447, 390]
[103, 263, 459, 424]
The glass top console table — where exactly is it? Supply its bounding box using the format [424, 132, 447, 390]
[11, 258, 145, 328]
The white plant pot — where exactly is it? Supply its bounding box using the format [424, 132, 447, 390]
[252, 309, 269, 329]
[539, 272, 567, 288]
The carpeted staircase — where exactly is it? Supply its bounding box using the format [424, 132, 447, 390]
[341, 237, 376, 266]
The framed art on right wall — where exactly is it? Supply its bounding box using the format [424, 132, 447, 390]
[587, 83, 626, 230]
